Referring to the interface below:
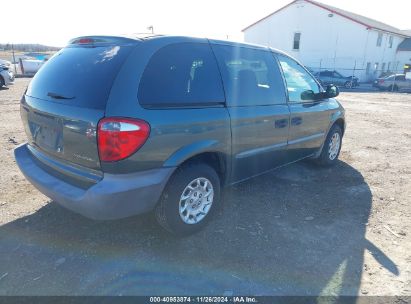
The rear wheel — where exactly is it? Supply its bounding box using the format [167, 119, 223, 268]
[344, 81, 353, 89]
[315, 124, 342, 166]
[155, 162, 220, 236]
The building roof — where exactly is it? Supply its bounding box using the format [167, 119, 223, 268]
[242, 0, 410, 38]
[398, 38, 411, 51]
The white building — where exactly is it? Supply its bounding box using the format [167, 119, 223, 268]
[243, 0, 411, 82]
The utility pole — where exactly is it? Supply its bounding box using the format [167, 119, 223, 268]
[11, 43, 17, 74]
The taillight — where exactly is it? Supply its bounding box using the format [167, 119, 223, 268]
[379, 79, 385, 84]
[78, 38, 94, 44]
[97, 118, 150, 162]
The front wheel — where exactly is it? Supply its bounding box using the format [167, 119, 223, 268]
[155, 162, 220, 236]
[0, 76, 4, 88]
[315, 125, 343, 166]
[388, 85, 399, 92]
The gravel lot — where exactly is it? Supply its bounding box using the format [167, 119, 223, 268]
[0, 79, 410, 296]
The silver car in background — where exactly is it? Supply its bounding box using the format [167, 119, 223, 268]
[373, 74, 411, 92]
[0, 60, 15, 87]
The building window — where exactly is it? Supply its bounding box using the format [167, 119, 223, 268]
[377, 32, 383, 47]
[366, 62, 371, 75]
[387, 62, 391, 72]
[381, 63, 386, 73]
[293, 33, 301, 50]
[389, 36, 393, 48]
[374, 62, 379, 70]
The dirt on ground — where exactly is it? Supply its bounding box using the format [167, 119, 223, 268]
[0, 79, 410, 297]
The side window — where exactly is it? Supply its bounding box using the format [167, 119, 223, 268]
[277, 54, 320, 103]
[212, 45, 286, 106]
[138, 43, 225, 107]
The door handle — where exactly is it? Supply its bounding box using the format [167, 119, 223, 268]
[275, 119, 288, 128]
[291, 117, 302, 126]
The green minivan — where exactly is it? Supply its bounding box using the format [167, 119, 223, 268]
[15, 35, 345, 235]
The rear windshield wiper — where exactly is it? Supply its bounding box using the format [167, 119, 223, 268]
[47, 92, 75, 100]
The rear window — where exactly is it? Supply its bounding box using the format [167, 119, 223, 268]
[138, 43, 225, 107]
[26, 45, 134, 109]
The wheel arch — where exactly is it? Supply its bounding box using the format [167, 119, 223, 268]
[313, 115, 345, 158]
[333, 118, 346, 136]
[163, 140, 230, 185]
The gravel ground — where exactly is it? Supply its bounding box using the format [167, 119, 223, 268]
[0, 79, 410, 296]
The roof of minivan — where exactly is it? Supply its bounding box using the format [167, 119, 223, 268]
[67, 34, 295, 62]
[68, 34, 283, 52]
[146, 35, 293, 58]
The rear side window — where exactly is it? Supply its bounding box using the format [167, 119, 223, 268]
[138, 43, 225, 107]
[26, 45, 134, 109]
[211, 45, 286, 106]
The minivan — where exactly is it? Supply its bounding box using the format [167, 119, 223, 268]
[15, 36, 345, 235]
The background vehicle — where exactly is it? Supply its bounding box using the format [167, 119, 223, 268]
[14, 36, 345, 235]
[314, 70, 359, 88]
[0, 63, 14, 87]
[373, 74, 411, 92]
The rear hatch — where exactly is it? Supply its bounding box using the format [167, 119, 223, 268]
[21, 37, 137, 170]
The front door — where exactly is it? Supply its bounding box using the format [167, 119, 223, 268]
[211, 43, 290, 182]
[276, 54, 332, 161]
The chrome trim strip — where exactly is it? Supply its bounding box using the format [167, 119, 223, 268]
[288, 132, 325, 145]
[236, 142, 287, 159]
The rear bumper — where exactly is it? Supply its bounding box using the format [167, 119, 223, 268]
[14, 144, 175, 220]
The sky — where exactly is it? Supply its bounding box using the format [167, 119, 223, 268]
[2, 0, 410, 47]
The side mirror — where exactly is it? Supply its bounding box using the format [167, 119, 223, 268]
[325, 84, 339, 98]
[301, 90, 316, 101]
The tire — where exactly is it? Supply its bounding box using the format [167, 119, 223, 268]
[344, 81, 353, 89]
[155, 162, 220, 236]
[388, 85, 399, 92]
[315, 124, 343, 166]
[0, 76, 4, 88]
